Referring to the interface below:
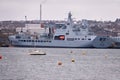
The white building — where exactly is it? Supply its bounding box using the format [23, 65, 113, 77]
[16, 24, 49, 34]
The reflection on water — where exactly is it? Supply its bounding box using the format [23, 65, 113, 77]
[0, 47, 120, 80]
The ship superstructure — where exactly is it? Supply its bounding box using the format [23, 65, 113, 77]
[8, 12, 98, 48]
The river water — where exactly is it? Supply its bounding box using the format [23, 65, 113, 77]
[0, 47, 120, 80]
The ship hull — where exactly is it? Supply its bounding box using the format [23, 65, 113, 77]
[9, 39, 94, 48]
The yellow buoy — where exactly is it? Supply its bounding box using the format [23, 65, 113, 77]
[82, 51, 86, 55]
[71, 59, 75, 62]
[105, 55, 108, 59]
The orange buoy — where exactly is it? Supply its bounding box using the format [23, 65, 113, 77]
[0, 55, 2, 60]
[58, 61, 62, 65]
[82, 51, 86, 55]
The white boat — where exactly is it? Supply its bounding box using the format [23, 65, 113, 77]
[28, 49, 46, 55]
[8, 12, 98, 48]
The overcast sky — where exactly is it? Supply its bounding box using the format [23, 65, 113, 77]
[0, 0, 120, 21]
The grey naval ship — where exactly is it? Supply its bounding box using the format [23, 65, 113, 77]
[8, 12, 120, 48]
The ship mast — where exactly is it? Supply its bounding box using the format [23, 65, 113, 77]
[25, 16, 29, 33]
[67, 12, 73, 26]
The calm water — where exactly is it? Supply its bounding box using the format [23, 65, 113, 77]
[0, 47, 120, 80]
